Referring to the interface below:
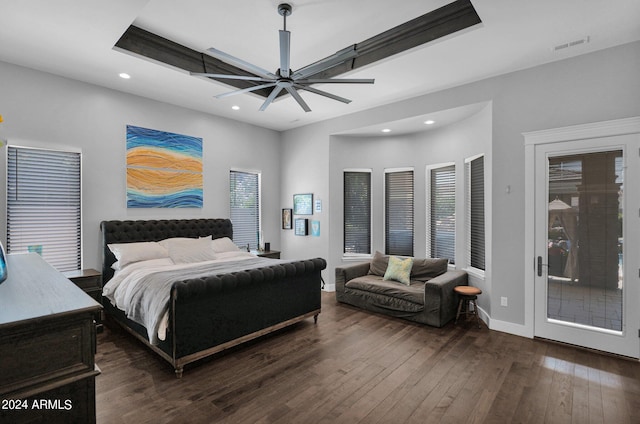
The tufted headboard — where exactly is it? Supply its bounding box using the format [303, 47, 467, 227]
[100, 218, 233, 284]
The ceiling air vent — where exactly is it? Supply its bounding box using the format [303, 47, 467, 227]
[553, 36, 590, 52]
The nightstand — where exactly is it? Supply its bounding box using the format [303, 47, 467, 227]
[64, 268, 103, 332]
[252, 250, 281, 259]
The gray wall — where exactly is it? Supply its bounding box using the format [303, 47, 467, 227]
[0, 60, 281, 271]
[327, 104, 492, 311]
[0, 40, 638, 333]
[281, 41, 640, 329]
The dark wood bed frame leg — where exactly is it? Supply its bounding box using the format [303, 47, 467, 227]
[314, 314, 319, 324]
[175, 367, 184, 379]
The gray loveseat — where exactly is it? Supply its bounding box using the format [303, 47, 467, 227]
[335, 251, 467, 327]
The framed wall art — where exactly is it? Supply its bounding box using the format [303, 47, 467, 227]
[294, 218, 308, 236]
[293, 193, 313, 215]
[282, 208, 293, 229]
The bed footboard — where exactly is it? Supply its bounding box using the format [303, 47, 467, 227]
[169, 258, 326, 374]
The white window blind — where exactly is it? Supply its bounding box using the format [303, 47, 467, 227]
[7, 146, 81, 272]
[230, 170, 260, 250]
[429, 164, 455, 264]
[385, 169, 414, 256]
[344, 170, 371, 255]
[466, 155, 485, 270]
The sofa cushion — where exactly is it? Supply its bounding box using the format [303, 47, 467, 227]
[368, 250, 389, 276]
[368, 250, 448, 281]
[346, 275, 424, 307]
[411, 258, 448, 281]
[383, 256, 413, 285]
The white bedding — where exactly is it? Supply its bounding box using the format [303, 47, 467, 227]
[103, 251, 279, 344]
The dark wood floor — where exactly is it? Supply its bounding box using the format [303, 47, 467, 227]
[95, 292, 640, 424]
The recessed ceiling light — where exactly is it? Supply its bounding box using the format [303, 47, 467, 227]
[119, 73, 131, 79]
[381, 128, 391, 133]
[424, 120, 435, 125]
[232, 105, 240, 110]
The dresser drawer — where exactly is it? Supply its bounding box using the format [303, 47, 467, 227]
[0, 316, 95, 395]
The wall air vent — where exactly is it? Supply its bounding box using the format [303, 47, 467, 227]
[553, 36, 590, 52]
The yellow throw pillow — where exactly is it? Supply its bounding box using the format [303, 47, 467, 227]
[383, 256, 414, 285]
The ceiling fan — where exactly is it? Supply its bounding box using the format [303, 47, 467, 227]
[191, 3, 374, 112]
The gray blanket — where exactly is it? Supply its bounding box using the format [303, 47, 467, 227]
[123, 257, 283, 344]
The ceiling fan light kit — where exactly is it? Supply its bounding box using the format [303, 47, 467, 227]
[191, 3, 375, 112]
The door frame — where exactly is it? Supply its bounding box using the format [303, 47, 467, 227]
[523, 117, 640, 343]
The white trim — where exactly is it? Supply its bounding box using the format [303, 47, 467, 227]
[341, 253, 372, 262]
[464, 152, 484, 164]
[8, 141, 82, 154]
[230, 166, 262, 175]
[523, 117, 640, 145]
[344, 167, 373, 173]
[384, 166, 414, 174]
[490, 318, 533, 339]
[323, 283, 336, 292]
[462, 266, 485, 280]
[522, 116, 640, 344]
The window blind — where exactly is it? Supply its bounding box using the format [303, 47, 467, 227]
[230, 170, 260, 250]
[385, 169, 414, 256]
[344, 171, 371, 254]
[430, 165, 455, 264]
[467, 156, 485, 270]
[7, 146, 81, 272]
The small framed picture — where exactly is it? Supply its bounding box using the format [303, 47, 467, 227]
[293, 193, 313, 215]
[282, 208, 293, 229]
[311, 220, 320, 237]
[294, 218, 308, 236]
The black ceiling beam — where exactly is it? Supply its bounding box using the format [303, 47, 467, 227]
[301, 0, 482, 80]
[114, 26, 277, 98]
[113, 0, 481, 99]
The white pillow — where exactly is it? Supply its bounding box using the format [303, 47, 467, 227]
[108, 242, 169, 268]
[212, 237, 241, 253]
[159, 237, 199, 249]
[166, 237, 217, 264]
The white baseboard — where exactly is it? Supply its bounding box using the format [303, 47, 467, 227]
[489, 317, 533, 338]
[323, 283, 335, 292]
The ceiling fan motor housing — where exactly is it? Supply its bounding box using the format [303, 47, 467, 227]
[278, 3, 292, 17]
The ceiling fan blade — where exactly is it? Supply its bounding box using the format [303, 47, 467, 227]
[259, 85, 284, 111]
[215, 82, 277, 99]
[285, 86, 311, 112]
[279, 30, 291, 78]
[190, 72, 274, 82]
[294, 84, 352, 104]
[206, 47, 276, 79]
[292, 45, 358, 79]
[296, 78, 375, 84]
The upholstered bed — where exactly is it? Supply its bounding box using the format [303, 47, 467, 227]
[100, 218, 326, 377]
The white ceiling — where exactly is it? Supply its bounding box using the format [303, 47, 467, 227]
[0, 0, 638, 132]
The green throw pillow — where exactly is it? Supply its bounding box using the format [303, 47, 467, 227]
[383, 256, 414, 285]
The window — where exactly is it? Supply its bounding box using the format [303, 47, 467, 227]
[7, 146, 81, 272]
[466, 155, 485, 270]
[385, 168, 414, 256]
[344, 170, 371, 255]
[428, 164, 455, 264]
[229, 169, 261, 250]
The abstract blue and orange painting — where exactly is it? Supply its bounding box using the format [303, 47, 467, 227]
[126, 125, 203, 208]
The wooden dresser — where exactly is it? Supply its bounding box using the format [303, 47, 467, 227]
[0, 253, 102, 424]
